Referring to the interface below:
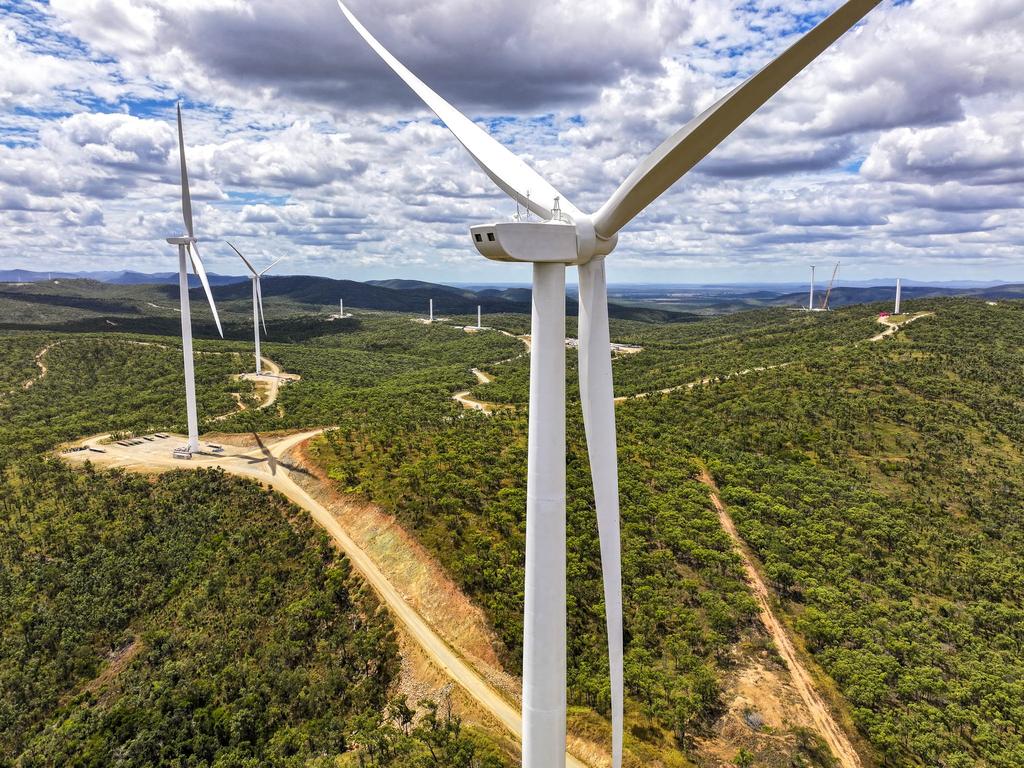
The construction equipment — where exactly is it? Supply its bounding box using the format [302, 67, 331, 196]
[820, 262, 840, 311]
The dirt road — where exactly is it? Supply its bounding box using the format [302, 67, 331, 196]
[869, 311, 934, 342]
[23, 342, 57, 390]
[60, 431, 588, 768]
[241, 356, 300, 410]
[215, 356, 300, 421]
[444, 313, 901, 762]
[453, 368, 516, 414]
[698, 469, 863, 768]
[461, 311, 934, 410]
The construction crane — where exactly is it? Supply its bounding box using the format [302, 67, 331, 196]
[820, 262, 840, 311]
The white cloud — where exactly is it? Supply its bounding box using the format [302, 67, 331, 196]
[863, 114, 1024, 185]
[0, 0, 1022, 282]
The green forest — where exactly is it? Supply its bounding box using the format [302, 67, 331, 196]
[305, 300, 1024, 766]
[1, 291, 1023, 767]
[0, 321, 514, 767]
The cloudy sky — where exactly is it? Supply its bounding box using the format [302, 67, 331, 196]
[1, 0, 1022, 284]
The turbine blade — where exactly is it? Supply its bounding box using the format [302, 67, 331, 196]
[177, 103, 194, 238]
[576, 258, 623, 768]
[187, 242, 224, 338]
[335, 0, 578, 220]
[225, 240, 258, 276]
[259, 257, 284, 277]
[593, 0, 882, 239]
[256, 277, 267, 335]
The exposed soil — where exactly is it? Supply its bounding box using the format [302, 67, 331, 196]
[59, 636, 143, 706]
[698, 470, 863, 768]
[868, 311, 934, 342]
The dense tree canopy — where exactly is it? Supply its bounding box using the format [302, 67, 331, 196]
[2, 297, 1023, 767]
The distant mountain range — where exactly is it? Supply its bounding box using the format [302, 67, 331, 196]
[773, 284, 1024, 309]
[0, 269, 248, 287]
[4, 269, 1017, 292]
[0, 273, 695, 326]
[3, 270, 1021, 319]
[213, 275, 692, 322]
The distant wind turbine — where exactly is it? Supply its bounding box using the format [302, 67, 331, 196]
[336, 1, 883, 765]
[166, 104, 223, 455]
[226, 242, 282, 375]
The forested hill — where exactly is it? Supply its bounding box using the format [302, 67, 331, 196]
[0, 277, 695, 336]
[2, 295, 1023, 766]
[305, 299, 1024, 767]
[773, 283, 1024, 309]
[0, 314, 518, 765]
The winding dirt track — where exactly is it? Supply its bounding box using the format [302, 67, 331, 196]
[238, 357, 300, 411]
[21, 342, 57, 391]
[457, 312, 936, 413]
[60, 431, 587, 768]
[868, 311, 934, 342]
[699, 469, 862, 768]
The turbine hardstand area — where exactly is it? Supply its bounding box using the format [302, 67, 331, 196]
[335, 1, 885, 766]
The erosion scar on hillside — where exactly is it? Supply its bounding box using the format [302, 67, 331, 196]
[698, 468, 864, 768]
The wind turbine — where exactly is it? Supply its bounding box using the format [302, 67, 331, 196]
[226, 242, 282, 375]
[895, 277, 902, 314]
[336, 1, 882, 765]
[166, 104, 223, 455]
[809, 265, 817, 311]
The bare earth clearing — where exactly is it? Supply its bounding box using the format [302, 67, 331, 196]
[218, 356, 301, 419]
[868, 311, 935, 342]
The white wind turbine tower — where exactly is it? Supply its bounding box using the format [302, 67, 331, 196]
[166, 104, 223, 455]
[226, 242, 282, 375]
[895, 277, 902, 314]
[336, 1, 882, 765]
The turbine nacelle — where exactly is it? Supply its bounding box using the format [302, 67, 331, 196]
[471, 216, 618, 266]
[166, 236, 196, 246]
